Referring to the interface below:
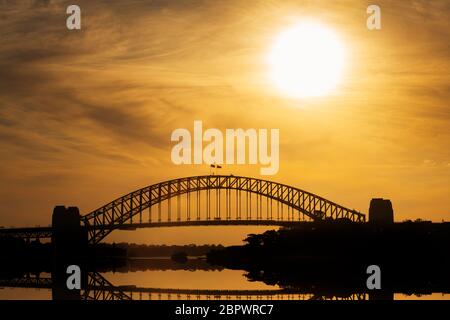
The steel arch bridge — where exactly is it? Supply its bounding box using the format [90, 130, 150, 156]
[82, 175, 365, 244]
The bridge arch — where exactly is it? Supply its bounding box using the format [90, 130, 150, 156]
[82, 175, 365, 244]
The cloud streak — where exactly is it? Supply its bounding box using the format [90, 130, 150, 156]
[0, 0, 449, 227]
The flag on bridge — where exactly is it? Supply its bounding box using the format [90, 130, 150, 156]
[210, 163, 222, 175]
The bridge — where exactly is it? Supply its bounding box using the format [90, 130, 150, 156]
[0, 272, 368, 301]
[0, 175, 366, 244]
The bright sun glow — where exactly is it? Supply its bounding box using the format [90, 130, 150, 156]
[269, 21, 346, 98]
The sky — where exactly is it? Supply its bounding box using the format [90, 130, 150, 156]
[0, 0, 449, 244]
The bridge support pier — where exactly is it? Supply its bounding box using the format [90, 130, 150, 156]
[369, 198, 394, 225]
[52, 206, 88, 258]
[51, 206, 88, 300]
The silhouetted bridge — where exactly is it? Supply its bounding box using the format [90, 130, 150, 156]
[0, 175, 365, 244]
[0, 273, 367, 301]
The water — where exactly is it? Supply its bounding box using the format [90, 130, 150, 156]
[0, 258, 448, 300]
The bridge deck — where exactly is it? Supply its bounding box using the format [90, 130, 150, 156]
[113, 220, 309, 230]
[0, 221, 315, 238]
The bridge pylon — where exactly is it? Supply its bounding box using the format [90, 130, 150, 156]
[52, 206, 88, 257]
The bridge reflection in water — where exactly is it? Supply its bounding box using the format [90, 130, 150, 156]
[0, 272, 367, 301]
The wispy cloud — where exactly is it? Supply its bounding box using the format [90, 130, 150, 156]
[0, 0, 449, 225]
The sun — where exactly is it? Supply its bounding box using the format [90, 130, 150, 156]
[268, 21, 346, 98]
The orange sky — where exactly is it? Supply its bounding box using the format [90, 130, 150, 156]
[0, 1, 449, 244]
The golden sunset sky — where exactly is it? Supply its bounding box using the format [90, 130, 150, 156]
[0, 0, 449, 244]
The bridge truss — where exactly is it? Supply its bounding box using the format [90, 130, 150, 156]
[0, 227, 52, 242]
[0, 175, 366, 244]
[83, 175, 365, 244]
